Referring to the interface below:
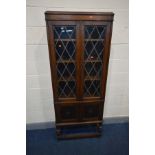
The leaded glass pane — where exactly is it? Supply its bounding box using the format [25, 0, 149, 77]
[85, 41, 104, 60]
[58, 80, 76, 97]
[54, 26, 75, 39]
[85, 26, 106, 39]
[57, 63, 75, 80]
[53, 25, 76, 98]
[84, 25, 106, 97]
[55, 41, 75, 60]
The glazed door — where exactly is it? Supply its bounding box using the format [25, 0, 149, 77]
[47, 21, 111, 102]
[80, 21, 110, 100]
[48, 21, 81, 101]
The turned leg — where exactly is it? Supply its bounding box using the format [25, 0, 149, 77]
[56, 128, 61, 136]
[96, 123, 102, 133]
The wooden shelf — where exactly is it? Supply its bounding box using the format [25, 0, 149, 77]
[57, 59, 101, 63]
[54, 39, 76, 41]
[58, 76, 75, 81]
[57, 132, 101, 139]
[84, 59, 102, 63]
[54, 39, 104, 42]
[56, 60, 75, 63]
[84, 76, 100, 81]
[84, 39, 104, 41]
[58, 76, 100, 81]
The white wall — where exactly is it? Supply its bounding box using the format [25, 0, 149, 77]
[26, 0, 129, 124]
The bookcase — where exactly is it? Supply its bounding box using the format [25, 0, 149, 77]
[45, 11, 114, 139]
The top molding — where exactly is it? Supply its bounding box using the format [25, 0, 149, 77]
[45, 11, 114, 21]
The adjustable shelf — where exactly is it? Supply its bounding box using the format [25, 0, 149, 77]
[56, 60, 75, 63]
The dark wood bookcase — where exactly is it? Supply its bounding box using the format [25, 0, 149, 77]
[45, 11, 114, 139]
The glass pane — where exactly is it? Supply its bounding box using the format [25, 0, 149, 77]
[85, 26, 106, 39]
[85, 41, 103, 60]
[54, 25, 76, 61]
[53, 25, 76, 98]
[54, 26, 75, 39]
[85, 62, 102, 77]
[57, 63, 75, 80]
[58, 80, 76, 97]
[55, 41, 75, 61]
[84, 80, 100, 96]
[84, 25, 106, 97]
